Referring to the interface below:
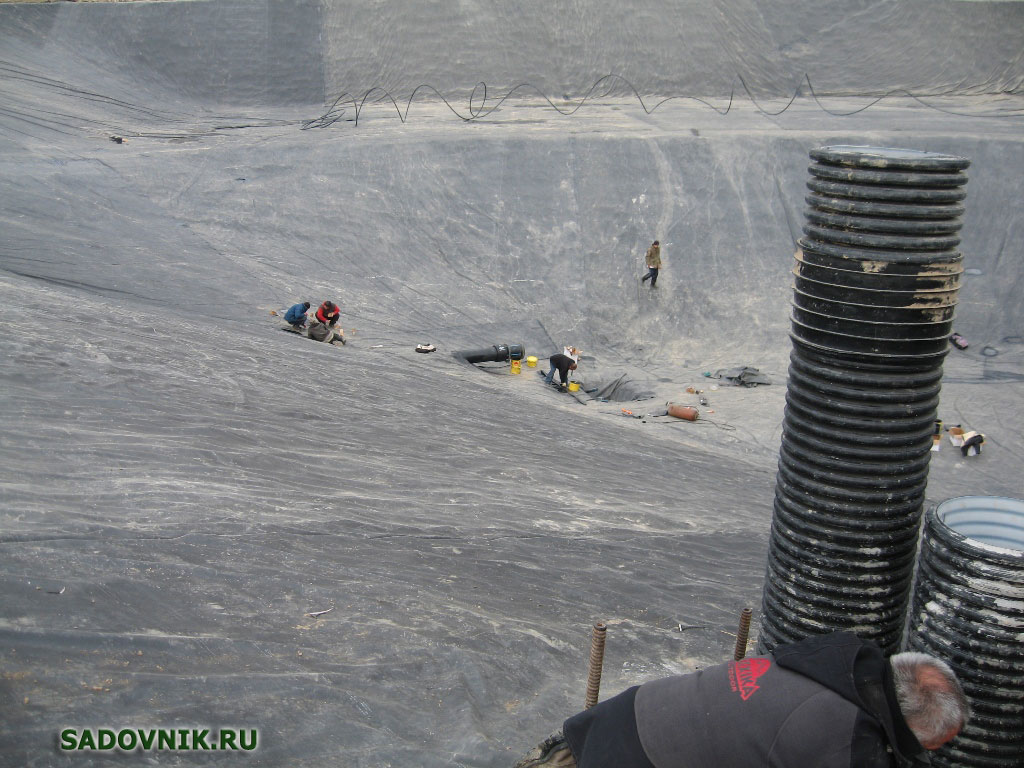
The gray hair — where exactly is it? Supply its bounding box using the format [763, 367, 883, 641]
[891, 651, 970, 746]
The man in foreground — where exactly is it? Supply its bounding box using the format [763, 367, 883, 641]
[513, 631, 968, 768]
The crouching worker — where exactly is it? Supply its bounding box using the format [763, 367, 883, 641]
[315, 300, 341, 327]
[307, 320, 345, 346]
[544, 353, 577, 389]
[284, 301, 311, 329]
[513, 631, 968, 768]
[306, 299, 345, 345]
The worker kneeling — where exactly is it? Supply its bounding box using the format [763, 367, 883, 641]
[513, 631, 968, 768]
[307, 320, 345, 346]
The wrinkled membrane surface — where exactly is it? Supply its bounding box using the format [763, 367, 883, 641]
[1, 1, 1023, 765]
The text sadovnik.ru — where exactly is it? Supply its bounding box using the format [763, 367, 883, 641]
[60, 727, 258, 751]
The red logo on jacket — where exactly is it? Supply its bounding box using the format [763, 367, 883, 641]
[728, 658, 771, 701]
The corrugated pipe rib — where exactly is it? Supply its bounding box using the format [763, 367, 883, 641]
[904, 497, 1024, 768]
[759, 146, 970, 654]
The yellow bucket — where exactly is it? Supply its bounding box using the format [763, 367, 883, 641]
[510, 360, 521, 375]
[568, 381, 580, 392]
[526, 356, 538, 368]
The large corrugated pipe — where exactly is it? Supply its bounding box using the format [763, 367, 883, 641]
[759, 146, 970, 654]
[904, 497, 1024, 768]
[452, 343, 525, 364]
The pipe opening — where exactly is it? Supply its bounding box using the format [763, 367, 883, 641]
[934, 496, 1024, 553]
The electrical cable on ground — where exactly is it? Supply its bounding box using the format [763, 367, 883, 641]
[302, 72, 1024, 130]
[653, 415, 737, 432]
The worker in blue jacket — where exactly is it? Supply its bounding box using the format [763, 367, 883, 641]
[284, 301, 311, 329]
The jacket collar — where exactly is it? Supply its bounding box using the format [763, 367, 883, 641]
[773, 632, 929, 767]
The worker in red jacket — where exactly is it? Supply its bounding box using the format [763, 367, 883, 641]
[306, 300, 345, 345]
[315, 300, 340, 327]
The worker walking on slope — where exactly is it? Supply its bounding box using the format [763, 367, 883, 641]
[640, 240, 661, 288]
[512, 631, 968, 768]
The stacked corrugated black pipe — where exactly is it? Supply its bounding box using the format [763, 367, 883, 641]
[905, 497, 1024, 768]
[759, 146, 970, 654]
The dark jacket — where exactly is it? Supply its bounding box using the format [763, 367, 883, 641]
[772, 632, 928, 768]
[549, 353, 576, 384]
[307, 320, 336, 343]
[285, 303, 309, 325]
[563, 632, 926, 768]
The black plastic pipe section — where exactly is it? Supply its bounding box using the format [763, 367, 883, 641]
[759, 146, 970, 655]
[452, 343, 525, 364]
[905, 497, 1024, 768]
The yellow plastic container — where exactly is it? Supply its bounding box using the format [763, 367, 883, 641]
[568, 381, 580, 392]
[510, 360, 521, 375]
[526, 356, 538, 368]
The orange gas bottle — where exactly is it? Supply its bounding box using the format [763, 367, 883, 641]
[667, 403, 699, 421]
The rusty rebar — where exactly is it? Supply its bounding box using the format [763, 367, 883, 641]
[733, 608, 753, 661]
[584, 621, 607, 709]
